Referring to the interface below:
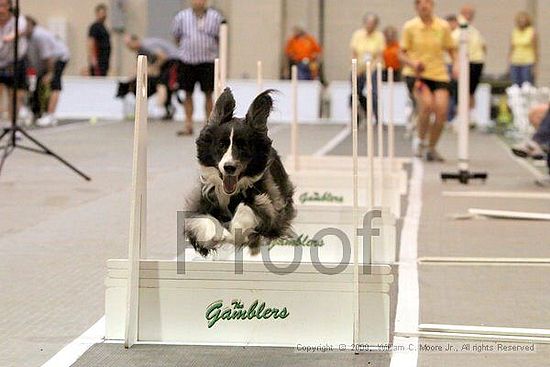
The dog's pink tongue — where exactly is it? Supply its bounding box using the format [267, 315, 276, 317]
[223, 175, 238, 194]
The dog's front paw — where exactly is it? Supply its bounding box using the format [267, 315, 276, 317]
[230, 204, 259, 245]
[186, 216, 231, 256]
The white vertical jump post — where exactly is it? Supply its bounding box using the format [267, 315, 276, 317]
[124, 55, 148, 348]
[376, 62, 384, 207]
[214, 58, 220, 101]
[441, 24, 487, 184]
[219, 23, 228, 90]
[365, 62, 375, 209]
[291, 64, 299, 171]
[351, 59, 360, 348]
[257, 60, 263, 93]
[388, 68, 395, 164]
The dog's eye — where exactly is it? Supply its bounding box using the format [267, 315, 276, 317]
[218, 139, 228, 148]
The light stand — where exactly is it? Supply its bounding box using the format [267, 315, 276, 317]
[0, 0, 90, 181]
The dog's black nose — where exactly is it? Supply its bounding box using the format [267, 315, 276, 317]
[223, 163, 236, 175]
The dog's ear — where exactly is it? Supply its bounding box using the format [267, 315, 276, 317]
[208, 88, 235, 125]
[245, 89, 275, 132]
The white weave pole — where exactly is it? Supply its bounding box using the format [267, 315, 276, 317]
[376, 62, 384, 206]
[388, 68, 395, 164]
[366, 62, 375, 209]
[214, 58, 220, 101]
[351, 58, 360, 348]
[219, 23, 228, 90]
[257, 60, 263, 93]
[291, 65, 299, 170]
[376, 62, 384, 159]
[457, 26, 470, 172]
[124, 55, 148, 348]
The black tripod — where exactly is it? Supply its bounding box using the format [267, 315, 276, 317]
[0, 0, 90, 181]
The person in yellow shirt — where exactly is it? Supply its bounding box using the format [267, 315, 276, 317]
[450, 5, 486, 122]
[509, 11, 538, 86]
[399, 0, 457, 161]
[458, 5, 485, 106]
[350, 13, 385, 122]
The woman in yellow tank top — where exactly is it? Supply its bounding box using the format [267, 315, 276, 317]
[509, 11, 538, 86]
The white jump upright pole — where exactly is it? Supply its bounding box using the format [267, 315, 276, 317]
[376, 62, 384, 207]
[219, 23, 228, 90]
[376, 62, 384, 160]
[291, 64, 299, 171]
[441, 24, 487, 184]
[388, 68, 395, 165]
[214, 58, 220, 100]
[351, 58, 360, 349]
[124, 55, 148, 348]
[257, 60, 263, 93]
[366, 62, 375, 209]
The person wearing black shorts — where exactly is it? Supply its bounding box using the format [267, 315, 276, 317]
[26, 16, 70, 126]
[453, 5, 487, 124]
[399, 0, 457, 162]
[172, 0, 224, 136]
[123, 35, 181, 120]
[179, 62, 215, 96]
[0, 0, 28, 123]
[87, 3, 111, 76]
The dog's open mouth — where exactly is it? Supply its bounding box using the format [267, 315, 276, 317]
[222, 175, 238, 195]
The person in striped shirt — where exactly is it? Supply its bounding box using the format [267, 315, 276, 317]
[172, 0, 224, 136]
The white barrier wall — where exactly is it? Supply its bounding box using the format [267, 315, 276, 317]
[56, 76, 491, 125]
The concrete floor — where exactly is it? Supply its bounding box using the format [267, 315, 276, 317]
[2, 120, 550, 367]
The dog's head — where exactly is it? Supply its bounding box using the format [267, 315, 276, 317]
[196, 88, 274, 196]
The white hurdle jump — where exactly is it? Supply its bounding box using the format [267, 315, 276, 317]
[284, 64, 409, 196]
[287, 61, 401, 264]
[107, 56, 393, 348]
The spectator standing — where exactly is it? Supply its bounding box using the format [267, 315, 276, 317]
[172, 0, 224, 136]
[455, 4, 486, 121]
[87, 3, 111, 76]
[0, 0, 28, 122]
[26, 17, 70, 127]
[399, 0, 457, 161]
[285, 25, 322, 80]
[509, 11, 537, 86]
[350, 13, 385, 122]
[446, 14, 459, 122]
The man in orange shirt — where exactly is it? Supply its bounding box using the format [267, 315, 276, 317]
[285, 25, 322, 80]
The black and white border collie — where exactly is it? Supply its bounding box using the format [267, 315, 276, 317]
[185, 88, 296, 256]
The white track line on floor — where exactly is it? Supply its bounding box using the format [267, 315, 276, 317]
[494, 136, 546, 180]
[390, 159, 422, 367]
[41, 316, 105, 367]
[443, 190, 550, 200]
[313, 126, 351, 156]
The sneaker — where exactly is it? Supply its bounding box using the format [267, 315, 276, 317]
[413, 139, 426, 158]
[425, 148, 445, 162]
[511, 140, 545, 160]
[36, 114, 57, 127]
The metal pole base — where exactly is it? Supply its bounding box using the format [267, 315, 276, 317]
[0, 126, 91, 181]
[441, 170, 488, 185]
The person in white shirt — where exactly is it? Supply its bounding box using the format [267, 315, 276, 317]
[0, 0, 28, 122]
[26, 16, 70, 126]
[452, 5, 486, 115]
